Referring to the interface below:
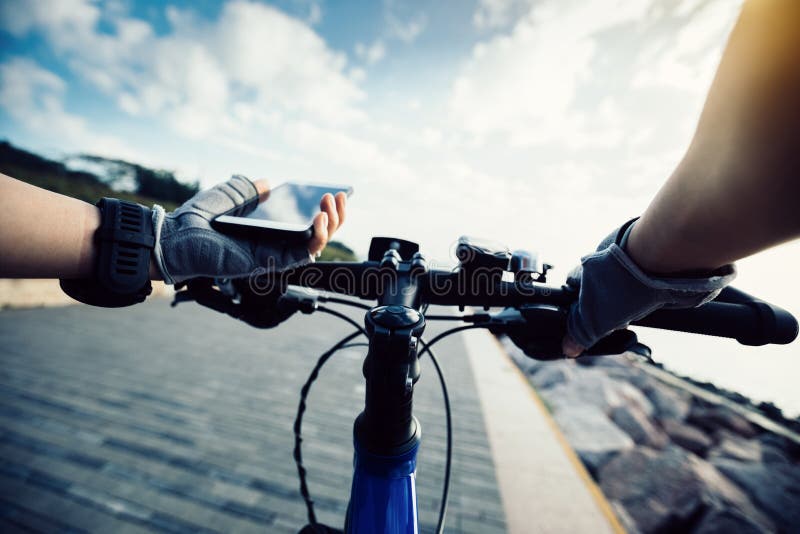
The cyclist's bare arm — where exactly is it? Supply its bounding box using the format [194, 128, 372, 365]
[563, 0, 800, 357]
[0, 173, 104, 278]
[0, 173, 345, 279]
[628, 0, 800, 275]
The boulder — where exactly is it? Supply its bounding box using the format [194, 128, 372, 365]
[599, 446, 774, 533]
[603, 365, 692, 420]
[551, 405, 634, 475]
[546, 369, 653, 416]
[758, 432, 800, 462]
[617, 367, 692, 421]
[661, 419, 714, 456]
[529, 363, 573, 390]
[601, 366, 640, 385]
[708, 431, 762, 463]
[609, 501, 641, 534]
[688, 405, 758, 439]
[712, 457, 800, 532]
[616, 381, 655, 418]
[578, 354, 632, 369]
[643, 380, 692, 422]
[759, 443, 791, 465]
[621, 367, 654, 390]
[611, 404, 668, 449]
[693, 507, 769, 534]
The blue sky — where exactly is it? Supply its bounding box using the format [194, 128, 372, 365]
[0, 0, 742, 264]
[2, 1, 799, 412]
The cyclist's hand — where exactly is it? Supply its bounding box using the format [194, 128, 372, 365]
[561, 220, 736, 357]
[152, 175, 346, 284]
[307, 185, 347, 257]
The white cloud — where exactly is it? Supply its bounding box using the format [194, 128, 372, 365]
[452, 1, 650, 147]
[348, 67, 367, 83]
[0, 57, 138, 159]
[436, 0, 751, 266]
[0, 58, 66, 130]
[633, 0, 740, 93]
[472, 0, 534, 30]
[383, 0, 427, 44]
[421, 128, 442, 148]
[0, 0, 100, 41]
[282, 119, 415, 183]
[211, 2, 364, 124]
[388, 14, 426, 43]
[305, 1, 323, 26]
[0, 0, 387, 195]
[1, 0, 364, 141]
[355, 40, 386, 66]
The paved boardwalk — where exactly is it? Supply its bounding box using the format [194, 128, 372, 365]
[0, 300, 506, 533]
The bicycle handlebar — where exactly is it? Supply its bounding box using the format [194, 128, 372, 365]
[174, 234, 798, 354]
[632, 287, 798, 346]
[246, 260, 797, 347]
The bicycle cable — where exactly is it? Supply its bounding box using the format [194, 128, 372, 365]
[318, 295, 372, 311]
[424, 314, 490, 322]
[293, 328, 365, 528]
[419, 324, 484, 347]
[319, 293, 489, 324]
[294, 304, 485, 533]
[316, 306, 369, 335]
[418, 338, 451, 534]
[413, 324, 486, 534]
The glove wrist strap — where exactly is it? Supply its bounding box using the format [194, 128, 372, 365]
[151, 204, 175, 285]
[617, 217, 638, 252]
[615, 217, 728, 279]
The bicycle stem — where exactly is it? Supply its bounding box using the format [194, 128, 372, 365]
[346, 247, 428, 533]
[355, 250, 427, 456]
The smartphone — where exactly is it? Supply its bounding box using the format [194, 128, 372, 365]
[212, 182, 353, 242]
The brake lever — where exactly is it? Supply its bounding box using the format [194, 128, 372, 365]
[282, 286, 320, 314]
[172, 278, 316, 328]
[172, 278, 244, 319]
[586, 330, 652, 359]
[487, 305, 652, 360]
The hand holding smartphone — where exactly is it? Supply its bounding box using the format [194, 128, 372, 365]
[212, 182, 352, 246]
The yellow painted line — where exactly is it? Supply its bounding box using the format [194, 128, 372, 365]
[490, 336, 627, 534]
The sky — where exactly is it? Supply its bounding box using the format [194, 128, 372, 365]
[1, 0, 799, 415]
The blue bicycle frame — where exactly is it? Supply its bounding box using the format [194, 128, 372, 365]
[346, 437, 420, 533]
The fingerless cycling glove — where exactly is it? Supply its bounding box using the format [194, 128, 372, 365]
[152, 175, 311, 284]
[566, 219, 736, 351]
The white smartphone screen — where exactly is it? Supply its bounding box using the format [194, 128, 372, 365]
[245, 183, 352, 226]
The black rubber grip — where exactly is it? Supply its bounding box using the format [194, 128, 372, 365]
[632, 287, 798, 346]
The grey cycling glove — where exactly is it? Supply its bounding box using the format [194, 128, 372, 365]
[565, 219, 736, 351]
[151, 175, 311, 284]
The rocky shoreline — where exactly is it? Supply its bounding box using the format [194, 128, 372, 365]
[500, 337, 800, 533]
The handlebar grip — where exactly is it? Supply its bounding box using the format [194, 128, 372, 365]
[632, 287, 798, 346]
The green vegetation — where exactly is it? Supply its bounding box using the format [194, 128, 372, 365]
[0, 141, 191, 211]
[318, 240, 357, 262]
[75, 154, 200, 205]
[0, 140, 357, 261]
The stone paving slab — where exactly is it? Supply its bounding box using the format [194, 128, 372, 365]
[0, 299, 506, 533]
